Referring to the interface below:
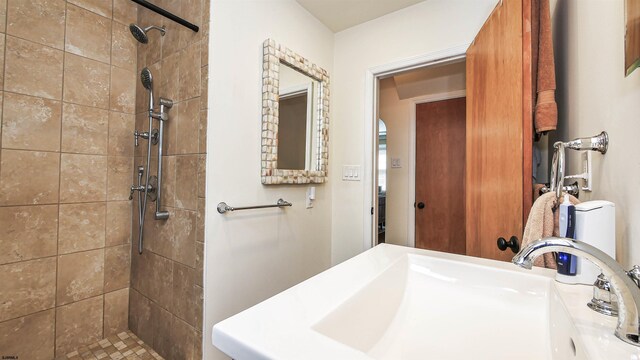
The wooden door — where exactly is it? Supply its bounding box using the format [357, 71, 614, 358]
[465, 0, 533, 261]
[415, 98, 466, 254]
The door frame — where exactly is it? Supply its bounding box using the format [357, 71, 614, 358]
[407, 90, 466, 248]
[363, 44, 470, 251]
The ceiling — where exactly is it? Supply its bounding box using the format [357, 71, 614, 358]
[393, 61, 466, 99]
[295, 0, 425, 32]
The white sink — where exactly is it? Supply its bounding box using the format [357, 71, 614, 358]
[212, 244, 639, 359]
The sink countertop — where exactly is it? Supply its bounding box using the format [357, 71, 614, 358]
[555, 281, 640, 359]
[212, 244, 640, 359]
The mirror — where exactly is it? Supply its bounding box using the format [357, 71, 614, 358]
[261, 39, 329, 184]
[278, 64, 317, 170]
[626, 0, 640, 76]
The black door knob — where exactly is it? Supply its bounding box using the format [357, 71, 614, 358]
[497, 236, 520, 253]
[417, 202, 425, 209]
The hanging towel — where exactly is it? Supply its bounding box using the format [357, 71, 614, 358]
[521, 192, 580, 268]
[532, 0, 558, 134]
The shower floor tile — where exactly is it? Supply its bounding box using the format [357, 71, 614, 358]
[61, 331, 163, 360]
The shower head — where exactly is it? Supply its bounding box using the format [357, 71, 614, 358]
[129, 24, 166, 44]
[140, 68, 153, 91]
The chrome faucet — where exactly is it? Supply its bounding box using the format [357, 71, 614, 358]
[513, 237, 640, 346]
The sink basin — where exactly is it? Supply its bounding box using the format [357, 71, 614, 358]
[212, 244, 636, 359]
[313, 253, 583, 360]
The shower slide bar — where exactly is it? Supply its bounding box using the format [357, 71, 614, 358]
[217, 199, 292, 214]
[129, 0, 199, 32]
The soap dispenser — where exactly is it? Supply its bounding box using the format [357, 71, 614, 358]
[557, 200, 616, 285]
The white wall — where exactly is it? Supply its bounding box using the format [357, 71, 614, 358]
[204, 1, 334, 359]
[551, 0, 640, 267]
[330, 0, 499, 264]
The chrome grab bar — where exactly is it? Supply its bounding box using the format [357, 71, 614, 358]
[548, 131, 608, 200]
[217, 199, 292, 214]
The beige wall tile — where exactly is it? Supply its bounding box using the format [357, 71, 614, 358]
[106, 201, 131, 246]
[0, 205, 58, 265]
[151, 302, 173, 359]
[2, 92, 61, 151]
[201, 37, 209, 68]
[0, 150, 60, 206]
[108, 112, 135, 156]
[177, 97, 199, 154]
[110, 66, 136, 114]
[195, 236, 203, 288]
[199, 108, 207, 153]
[160, 52, 179, 104]
[151, 253, 173, 310]
[107, 156, 133, 201]
[58, 202, 106, 254]
[59, 153, 107, 203]
[175, 155, 198, 210]
[171, 316, 197, 360]
[194, 330, 204, 359]
[179, 0, 203, 48]
[161, 155, 176, 208]
[0, 34, 5, 89]
[57, 249, 104, 305]
[67, 0, 112, 18]
[0, 0, 6, 32]
[194, 285, 203, 330]
[65, 4, 111, 63]
[201, 65, 208, 108]
[172, 262, 195, 326]
[164, 102, 178, 155]
[61, 103, 109, 155]
[104, 288, 129, 337]
[112, 23, 137, 71]
[0, 309, 55, 360]
[63, 53, 110, 109]
[55, 295, 103, 357]
[143, 206, 173, 259]
[6, 0, 65, 49]
[160, 21, 186, 60]
[113, 0, 137, 25]
[104, 244, 130, 292]
[197, 154, 206, 198]
[4, 35, 63, 100]
[128, 289, 152, 345]
[196, 197, 205, 244]
[173, 209, 196, 267]
[0, 257, 56, 322]
[178, 41, 201, 101]
[135, 251, 172, 310]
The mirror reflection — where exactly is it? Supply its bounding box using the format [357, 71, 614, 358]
[278, 62, 318, 170]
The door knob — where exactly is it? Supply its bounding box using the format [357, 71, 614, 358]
[417, 202, 425, 209]
[497, 236, 520, 253]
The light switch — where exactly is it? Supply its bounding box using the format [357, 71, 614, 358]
[391, 158, 401, 168]
[342, 165, 361, 181]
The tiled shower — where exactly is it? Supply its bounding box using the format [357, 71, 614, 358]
[0, 0, 208, 358]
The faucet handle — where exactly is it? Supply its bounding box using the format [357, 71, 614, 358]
[628, 265, 640, 287]
[129, 186, 136, 201]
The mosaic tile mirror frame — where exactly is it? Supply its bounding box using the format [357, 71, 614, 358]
[261, 39, 330, 184]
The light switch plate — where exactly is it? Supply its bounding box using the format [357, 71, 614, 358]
[342, 165, 361, 181]
[391, 158, 401, 168]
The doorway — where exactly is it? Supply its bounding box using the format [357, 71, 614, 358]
[373, 59, 466, 254]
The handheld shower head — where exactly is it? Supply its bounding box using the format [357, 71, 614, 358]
[140, 68, 153, 91]
[129, 24, 166, 44]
